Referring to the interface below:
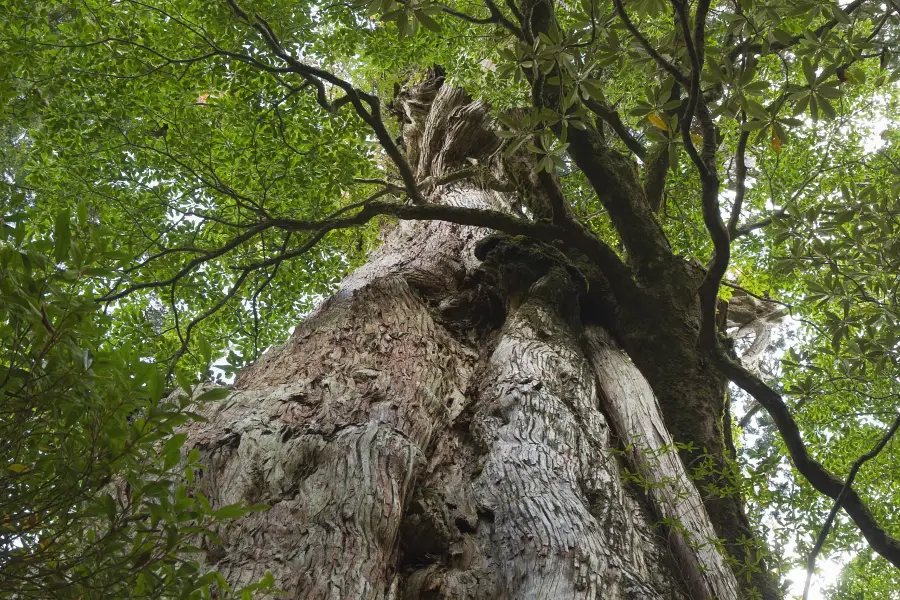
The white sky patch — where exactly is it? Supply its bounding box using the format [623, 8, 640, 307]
[785, 554, 853, 600]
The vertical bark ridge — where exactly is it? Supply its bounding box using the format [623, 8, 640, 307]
[585, 326, 740, 600]
[185, 276, 476, 596]
[470, 269, 682, 599]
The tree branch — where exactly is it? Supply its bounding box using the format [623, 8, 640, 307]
[729, 0, 868, 61]
[712, 348, 900, 570]
[802, 410, 900, 600]
[104, 196, 635, 307]
[732, 208, 786, 239]
[168, 268, 252, 368]
[612, 0, 688, 87]
[670, 0, 725, 349]
[224, 0, 426, 204]
[521, 0, 673, 275]
[727, 129, 750, 238]
[643, 144, 669, 213]
[583, 98, 647, 159]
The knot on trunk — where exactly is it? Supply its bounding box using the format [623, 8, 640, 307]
[474, 234, 587, 327]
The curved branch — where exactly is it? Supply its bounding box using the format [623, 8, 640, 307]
[225, 0, 425, 204]
[100, 221, 274, 302]
[169, 268, 252, 367]
[672, 0, 710, 178]
[802, 410, 900, 600]
[670, 0, 725, 348]
[712, 348, 900, 570]
[429, 0, 523, 39]
[104, 199, 635, 307]
[278, 200, 634, 289]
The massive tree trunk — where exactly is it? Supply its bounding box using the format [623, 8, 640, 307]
[184, 77, 746, 599]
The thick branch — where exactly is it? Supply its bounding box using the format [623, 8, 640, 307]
[522, 0, 673, 275]
[712, 348, 900, 569]
[643, 145, 669, 213]
[802, 410, 900, 600]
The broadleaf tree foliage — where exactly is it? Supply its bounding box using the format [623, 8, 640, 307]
[2, 0, 900, 598]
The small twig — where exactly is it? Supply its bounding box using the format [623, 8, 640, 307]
[612, 0, 688, 87]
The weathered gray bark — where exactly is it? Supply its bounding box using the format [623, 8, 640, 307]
[183, 79, 741, 599]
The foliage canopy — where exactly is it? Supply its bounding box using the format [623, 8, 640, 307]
[3, 0, 900, 597]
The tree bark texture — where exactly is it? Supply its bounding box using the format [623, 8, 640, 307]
[183, 78, 745, 599]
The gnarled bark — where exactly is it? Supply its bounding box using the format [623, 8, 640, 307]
[183, 77, 742, 599]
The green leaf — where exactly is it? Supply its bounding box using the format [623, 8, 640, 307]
[413, 10, 441, 33]
[743, 80, 769, 95]
[213, 503, 250, 520]
[194, 387, 232, 402]
[744, 99, 769, 120]
[77, 202, 88, 226]
[53, 209, 71, 264]
[176, 371, 194, 398]
[741, 120, 769, 132]
[661, 98, 683, 110]
[163, 433, 188, 470]
[580, 79, 605, 102]
[802, 58, 817, 85]
[503, 136, 529, 157]
[197, 334, 212, 366]
[771, 28, 793, 45]
[817, 96, 837, 119]
[831, 4, 851, 24]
